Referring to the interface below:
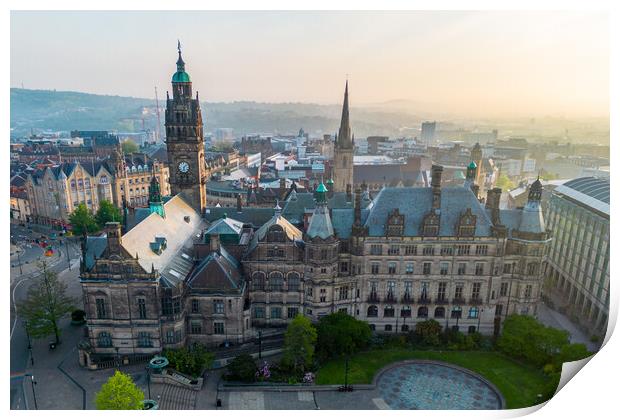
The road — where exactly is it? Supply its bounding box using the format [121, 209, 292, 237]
[9, 222, 83, 410]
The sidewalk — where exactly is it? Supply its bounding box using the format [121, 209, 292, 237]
[537, 303, 599, 352]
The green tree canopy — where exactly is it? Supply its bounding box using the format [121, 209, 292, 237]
[497, 315, 570, 367]
[19, 262, 76, 343]
[282, 314, 317, 373]
[95, 370, 145, 410]
[162, 344, 214, 378]
[414, 319, 443, 347]
[95, 200, 123, 226]
[496, 173, 516, 191]
[225, 353, 258, 382]
[316, 312, 372, 360]
[121, 139, 139, 154]
[69, 203, 99, 236]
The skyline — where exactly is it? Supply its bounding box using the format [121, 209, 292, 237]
[10, 11, 609, 118]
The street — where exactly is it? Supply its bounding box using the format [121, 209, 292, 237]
[9, 222, 83, 410]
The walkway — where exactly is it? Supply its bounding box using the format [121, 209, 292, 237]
[537, 303, 599, 352]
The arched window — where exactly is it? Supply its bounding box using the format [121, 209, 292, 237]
[367, 305, 378, 317]
[417, 306, 428, 318]
[434, 307, 446, 318]
[252, 272, 266, 291]
[468, 307, 479, 319]
[268, 272, 284, 292]
[451, 306, 462, 319]
[384, 306, 395, 317]
[97, 331, 112, 347]
[287, 272, 300, 292]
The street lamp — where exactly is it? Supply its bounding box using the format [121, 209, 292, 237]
[17, 250, 23, 275]
[477, 308, 484, 332]
[257, 330, 262, 360]
[115, 347, 120, 369]
[28, 374, 38, 410]
[25, 326, 34, 366]
[145, 366, 151, 399]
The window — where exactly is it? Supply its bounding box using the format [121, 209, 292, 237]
[405, 262, 414, 274]
[500, 282, 509, 297]
[388, 245, 400, 256]
[213, 299, 225, 314]
[457, 263, 467, 275]
[339, 308, 348, 314]
[404, 245, 417, 255]
[525, 284, 533, 298]
[457, 245, 470, 255]
[287, 273, 301, 292]
[423, 246, 435, 256]
[438, 282, 447, 301]
[371, 262, 380, 275]
[434, 307, 446, 318]
[271, 307, 282, 319]
[137, 298, 147, 319]
[340, 262, 349, 273]
[190, 321, 202, 334]
[307, 287, 313, 297]
[475, 263, 484, 276]
[472, 283, 481, 300]
[384, 324, 393, 332]
[367, 305, 379, 317]
[527, 263, 539, 276]
[320, 249, 328, 260]
[454, 283, 464, 299]
[468, 307, 479, 319]
[97, 332, 112, 347]
[404, 281, 413, 301]
[384, 306, 395, 317]
[451, 307, 462, 319]
[269, 272, 284, 292]
[441, 246, 454, 256]
[401, 306, 412, 317]
[214, 322, 225, 334]
[475, 245, 488, 255]
[370, 244, 382, 255]
[338, 286, 349, 301]
[165, 330, 175, 344]
[503, 264, 512, 274]
[252, 272, 266, 290]
[287, 307, 299, 319]
[495, 304, 503, 316]
[192, 299, 200, 313]
[417, 306, 428, 318]
[138, 332, 152, 347]
[440, 262, 449, 276]
[423, 262, 431, 275]
[95, 298, 107, 319]
[388, 262, 397, 274]
[420, 282, 429, 301]
[254, 307, 265, 319]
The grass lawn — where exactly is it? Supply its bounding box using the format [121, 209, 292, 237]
[315, 349, 558, 409]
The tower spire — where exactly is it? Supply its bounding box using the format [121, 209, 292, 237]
[337, 80, 352, 148]
[176, 40, 185, 72]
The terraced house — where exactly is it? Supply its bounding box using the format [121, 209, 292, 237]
[78, 46, 551, 365]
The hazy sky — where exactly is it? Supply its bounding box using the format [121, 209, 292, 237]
[10, 11, 609, 117]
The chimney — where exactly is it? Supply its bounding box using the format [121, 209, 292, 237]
[346, 184, 352, 202]
[431, 164, 443, 209]
[485, 187, 502, 225]
[105, 222, 122, 256]
[279, 177, 286, 200]
[236, 193, 242, 213]
[210, 233, 221, 254]
[354, 188, 362, 226]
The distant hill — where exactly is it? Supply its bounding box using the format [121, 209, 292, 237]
[10, 88, 423, 139]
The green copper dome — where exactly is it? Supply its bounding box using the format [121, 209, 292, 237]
[326, 178, 334, 185]
[468, 161, 478, 170]
[172, 71, 191, 83]
[316, 182, 328, 193]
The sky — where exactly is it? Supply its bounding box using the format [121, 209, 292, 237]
[10, 11, 609, 118]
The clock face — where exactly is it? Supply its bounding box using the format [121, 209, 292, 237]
[178, 161, 190, 173]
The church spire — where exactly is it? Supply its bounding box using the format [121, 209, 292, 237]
[337, 80, 352, 149]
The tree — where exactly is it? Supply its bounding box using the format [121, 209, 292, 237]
[225, 353, 258, 382]
[95, 370, 145, 410]
[95, 200, 123, 226]
[69, 203, 99, 236]
[414, 319, 443, 347]
[162, 343, 214, 378]
[18, 262, 76, 344]
[316, 312, 372, 360]
[496, 173, 516, 191]
[121, 139, 139, 154]
[282, 314, 317, 373]
[552, 343, 591, 371]
[497, 315, 569, 367]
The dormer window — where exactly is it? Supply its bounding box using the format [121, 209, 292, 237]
[421, 212, 440, 237]
[457, 208, 477, 237]
[386, 209, 405, 237]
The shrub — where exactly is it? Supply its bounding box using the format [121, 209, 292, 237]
[414, 319, 443, 347]
[225, 354, 257, 382]
[71, 309, 86, 322]
[163, 344, 214, 378]
[551, 343, 591, 371]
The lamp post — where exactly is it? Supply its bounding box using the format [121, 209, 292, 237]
[65, 240, 71, 270]
[25, 327, 34, 366]
[29, 374, 38, 410]
[477, 308, 484, 332]
[145, 366, 151, 399]
[17, 250, 23, 275]
[258, 330, 262, 360]
[115, 347, 120, 369]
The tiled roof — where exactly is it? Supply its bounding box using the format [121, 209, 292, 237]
[84, 235, 108, 270]
[186, 247, 243, 294]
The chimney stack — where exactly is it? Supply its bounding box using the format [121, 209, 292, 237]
[485, 187, 502, 225]
[279, 177, 286, 200]
[236, 193, 242, 213]
[354, 188, 362, 226]
[431, 164, 443, 209]
[105, 222, 123, 256]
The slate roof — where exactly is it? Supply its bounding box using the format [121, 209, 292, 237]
[363, 186, 493, 237]
[186, 247, 244, 294]
[84, 235, 108, 270]
[248, 213, 303, 252]
[205, 207, 275, 228]
[205, 217, 245, 236]
[306, 205, 335, 239]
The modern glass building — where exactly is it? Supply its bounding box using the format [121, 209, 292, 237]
[544, 177, 610, 338]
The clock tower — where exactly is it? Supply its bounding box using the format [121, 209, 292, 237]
[165, 42, 207, 214]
